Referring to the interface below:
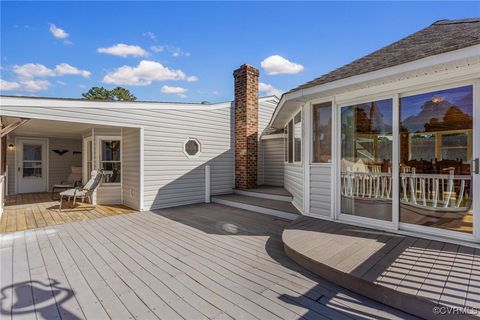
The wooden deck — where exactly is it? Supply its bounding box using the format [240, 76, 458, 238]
[0, 192, 135, 233]
[283, 217, 480, 320]
[0, 203, 416, 320]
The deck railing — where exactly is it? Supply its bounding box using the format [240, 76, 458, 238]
[341, 169, 471, 211]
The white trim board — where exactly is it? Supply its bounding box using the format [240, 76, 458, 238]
[232, 189, 293, 202]
[0, 96, 233, 110]
[211, 197, 298, 221]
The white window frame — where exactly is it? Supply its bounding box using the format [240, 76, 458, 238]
[310, 100, 334, 165]
[183, 137, 202, 159]
[82, 136, 93, 183]
[284, 109, 303, 164]
[96, 135, 122, 186]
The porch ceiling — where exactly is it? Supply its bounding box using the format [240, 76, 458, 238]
[2, 116, 119, 139]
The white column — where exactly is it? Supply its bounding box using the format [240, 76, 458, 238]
[392, 93, 400, 230]
[205, 165, 211, 203]
[303, 103, 311, 215]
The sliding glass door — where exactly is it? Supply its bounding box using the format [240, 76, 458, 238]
[399, 85, 474, 234]
[340, 98, 394, 223]
[337, 83, 478, 240]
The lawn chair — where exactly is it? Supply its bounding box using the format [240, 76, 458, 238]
[51, 166, 82, 200]
[59, 170, 104, 210]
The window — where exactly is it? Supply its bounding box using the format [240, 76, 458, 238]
[23, 144, 42, 177]
[399, 85, 473, 233]
[285, 111, 302, 163]
[100, 139, 121, 183]
[83, 137, 93, 183]
[294, 112, 302, 162]
[312, 102, 332, 163]
[287, 120, 293, 163]
[340, 98, 393, 222]
[184, 138, 201, 157]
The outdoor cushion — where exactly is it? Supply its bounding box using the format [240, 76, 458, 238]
[60, 188, 87, 197]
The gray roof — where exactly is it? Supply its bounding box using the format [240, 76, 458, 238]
[289, 18, 480, 93]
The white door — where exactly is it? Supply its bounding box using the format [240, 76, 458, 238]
[17, 139, 48, 193]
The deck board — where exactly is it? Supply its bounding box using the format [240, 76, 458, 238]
[0, 192, 135, 233]
[283, 216, 480, 319]
[1, 203, 416, 320]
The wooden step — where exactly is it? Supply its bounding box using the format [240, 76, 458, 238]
[233, 188, 293, 202]
[211, 194, 299, 221]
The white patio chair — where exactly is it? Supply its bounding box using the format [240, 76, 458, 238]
[59, 170, 104, 210]
[51, 166, 82, 200]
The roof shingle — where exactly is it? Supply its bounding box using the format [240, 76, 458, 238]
[289, 18, 480, 93]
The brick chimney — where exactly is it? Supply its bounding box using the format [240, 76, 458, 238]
[234, 64, 259, 190]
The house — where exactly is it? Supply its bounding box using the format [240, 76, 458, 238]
[1, 18, 479, 246]
[1, 18, 480, 319]
[0, 66, 280, 214]
[270, 18, 480, 245]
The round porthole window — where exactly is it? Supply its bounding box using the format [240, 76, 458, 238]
[184, 138, 201, 157]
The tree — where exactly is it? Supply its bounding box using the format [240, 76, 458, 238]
[82, 86, 137, 101]
[110, 87, 137, 101]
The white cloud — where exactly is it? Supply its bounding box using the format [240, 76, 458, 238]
[171, 47, 190, 57]
[49, 23, 69, 40]
[54, 63, 91, 78]
[13, 63, 56, 79]
[0, 79, 21, 91]
[102, 60, 197, 86]
[1, 78, 51, 92]
[56, 80, 67, 86]
[97, 43, 148, 57]
[261, 55, 304, 75]
[21, 80, 51, 92]
[150, 45, 165, 53]
[161, 85, 188, 98]
[212, 90, 220, 95]
[259, 82, 283, 97]
[13, 63, 91, 79]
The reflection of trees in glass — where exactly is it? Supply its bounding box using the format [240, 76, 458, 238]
[424, 106, 473, 131]
[341, 100, 392, 165]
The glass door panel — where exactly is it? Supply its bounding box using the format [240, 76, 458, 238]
[399, 85, 473, 233]
[340, 98, 393, 221]
[23, 144, 43, 177]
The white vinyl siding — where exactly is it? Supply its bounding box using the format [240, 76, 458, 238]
[310, 165, 332, 217]
[258, 99, 278, 185]
[48, 138, 82, 191]
[284, 163, 303, 211]
[263, 138, 284, 186]
[122, 128, 141, 210]
[2, 103, 235, 210]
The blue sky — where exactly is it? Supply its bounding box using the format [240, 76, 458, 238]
[1, 1, 479, 103]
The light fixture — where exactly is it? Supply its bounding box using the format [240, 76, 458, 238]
[8, 144, 14, 151]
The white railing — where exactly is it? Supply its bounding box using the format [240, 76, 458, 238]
[341, 169, 471, 211]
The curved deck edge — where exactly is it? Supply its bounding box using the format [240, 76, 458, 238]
[282, 217, 477, 320]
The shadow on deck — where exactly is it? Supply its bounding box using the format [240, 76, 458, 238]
[283, 216, 480, 320]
